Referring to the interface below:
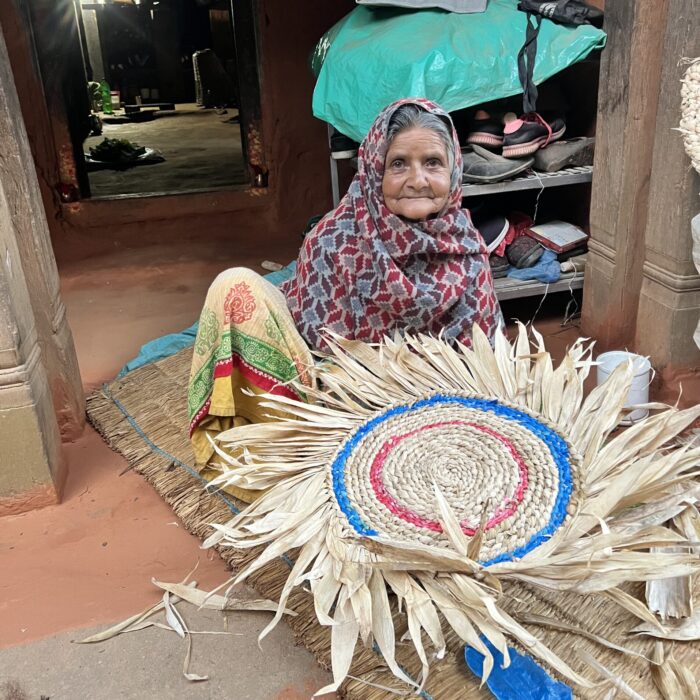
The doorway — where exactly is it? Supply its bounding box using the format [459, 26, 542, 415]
[28, 0, 263, 200]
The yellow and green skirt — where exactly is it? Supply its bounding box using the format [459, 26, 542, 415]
[188, 268, 313, 502]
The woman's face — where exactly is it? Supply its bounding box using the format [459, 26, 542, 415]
[382, 127, 452, 221]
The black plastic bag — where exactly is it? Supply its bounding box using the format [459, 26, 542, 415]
[517, 1, 602, 26]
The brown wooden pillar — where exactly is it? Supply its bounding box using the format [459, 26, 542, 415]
[0, 25, 85, 441]
[634, 0, 700, 370]
[582, 0, 669, 349]
[0, 215, 66, 515]
[0, 25, 84, 514]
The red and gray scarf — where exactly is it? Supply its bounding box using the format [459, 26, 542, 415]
[281, 98, 502, 350]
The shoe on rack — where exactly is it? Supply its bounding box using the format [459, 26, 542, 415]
[505, 235, 544, 269]
[462, 144, 534, 183]
[533, 136, 595, 172]
[473, 214, 509, 254]
[489, 253, 510, 279]
[502, 113, 566, 159]
[330, 130, 359, 160]
[466, 110, 504, 150]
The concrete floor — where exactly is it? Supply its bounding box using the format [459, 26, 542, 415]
[0, 238, 585, 699]
[85, 104, 247, 198]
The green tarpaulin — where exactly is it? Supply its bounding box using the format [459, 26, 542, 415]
[312, 0, 606, 142]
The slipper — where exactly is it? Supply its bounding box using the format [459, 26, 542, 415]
[533, 137, 595, 172]
[506, 235, 544, 269]
[462, 145, 534, 183]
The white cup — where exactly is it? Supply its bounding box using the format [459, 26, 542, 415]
[596, 351, 652, 424]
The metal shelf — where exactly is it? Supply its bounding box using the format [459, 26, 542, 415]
[494, 270, 584, 301]
[462, 166, 593, 197]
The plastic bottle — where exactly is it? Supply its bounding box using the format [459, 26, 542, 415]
[100, 79, 113, 114]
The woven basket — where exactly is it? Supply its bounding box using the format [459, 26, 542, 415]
[331, 392, 579, 566]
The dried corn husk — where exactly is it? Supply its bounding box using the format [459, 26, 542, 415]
[650, 642, 700, 700]
[632, 611, 700, 641]
[645, 503, 700, 620]
[206, 325, 700, 693]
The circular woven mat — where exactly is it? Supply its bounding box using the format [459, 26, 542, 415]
[330, 393, 580, 565]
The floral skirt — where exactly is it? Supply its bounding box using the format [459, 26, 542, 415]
[188, 268, 313, 502]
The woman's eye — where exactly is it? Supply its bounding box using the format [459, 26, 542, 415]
[426, 158, 443, 168]
[390, 159, 404, 169]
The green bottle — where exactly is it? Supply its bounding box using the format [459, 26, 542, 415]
[100, 79, 112, 114]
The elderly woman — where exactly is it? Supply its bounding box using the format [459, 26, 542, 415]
[189, 99, 503, 499]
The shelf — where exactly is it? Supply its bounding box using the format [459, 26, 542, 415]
[494, 270, 584, 301]
[462, 166, 593, 197]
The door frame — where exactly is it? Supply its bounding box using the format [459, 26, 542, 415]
[24, 0, 268, 209]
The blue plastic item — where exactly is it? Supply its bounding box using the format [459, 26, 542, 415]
[312, 1, 606, 142]
[506, 248, 561, 284]
[465, 637, 572, 700]
[116, 262, 297, 378]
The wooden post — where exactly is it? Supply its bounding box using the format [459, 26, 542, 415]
[0, 26, 85, 441]
[0, 30, 67, 514]
[582, 0, 669, 348]
[634, 0, 700, 368]
[230, 0, 266, 184]
[27, 0, 92, 197]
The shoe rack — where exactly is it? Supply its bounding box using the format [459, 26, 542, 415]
[461, 165, 592, 197]
[460, 164, 592, 300]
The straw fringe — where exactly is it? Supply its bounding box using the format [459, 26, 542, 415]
[208, 325, 700, 693]
[87, 341, 700, 699]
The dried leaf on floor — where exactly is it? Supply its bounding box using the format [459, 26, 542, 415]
[632, 611, 700, 640]
[650, 642, 700, 700]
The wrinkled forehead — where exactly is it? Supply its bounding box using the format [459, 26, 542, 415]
[362, 98, 456, 173]
[385, 128, 450, 158]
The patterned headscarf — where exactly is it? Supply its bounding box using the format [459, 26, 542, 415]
[281, 98, 503, 350]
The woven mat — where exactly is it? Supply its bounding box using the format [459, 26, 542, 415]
[87, 347, 699, 699]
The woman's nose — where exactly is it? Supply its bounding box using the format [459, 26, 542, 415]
[406, 164, 429, 188]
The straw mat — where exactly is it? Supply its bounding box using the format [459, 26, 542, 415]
[86, 347, 699, 699]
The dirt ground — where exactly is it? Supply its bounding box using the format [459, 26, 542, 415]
[84, 104, 247, 198]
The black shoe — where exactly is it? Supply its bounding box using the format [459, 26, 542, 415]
[466, 110, 504, 150]
[330, 131, 359, 160]
[489, 254, 510, 278]
[462, 145, 534, 183]
[473, 214, 509, 254]
[502, 113, 565, 159]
